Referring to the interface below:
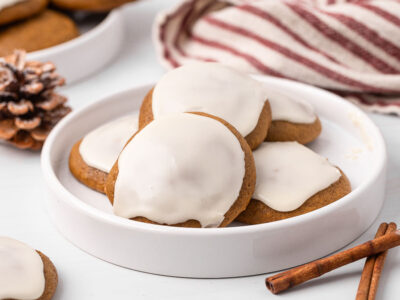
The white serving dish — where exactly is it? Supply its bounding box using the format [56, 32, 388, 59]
[27, 9, 124, 84]
[41, 77, 386, 278]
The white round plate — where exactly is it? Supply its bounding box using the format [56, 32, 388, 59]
[41, 77, 386, 278]
[27, 9, 124, 84]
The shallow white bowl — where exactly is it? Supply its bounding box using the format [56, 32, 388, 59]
[27, 9, 124, 84]
[41, 77, 386, 278]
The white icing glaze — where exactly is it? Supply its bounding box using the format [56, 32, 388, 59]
[79, 113, 139, 173]
[0, 0, 24, 11]
[267, 89, 316, 124]
[253, 142, 341, 212]
[0, 237, 45, 300]
[152, 62, 267, 136]
[113, 113, 245, 227]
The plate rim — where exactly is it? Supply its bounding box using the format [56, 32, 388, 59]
[41, 76, 387, 236]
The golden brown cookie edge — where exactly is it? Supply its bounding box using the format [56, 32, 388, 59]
[69, 139, 108, 194]
[51, 0, 135, 12]
[245, 99, 271, 150]
[36, 251, 58, 300]
[266, 117, 322, 144]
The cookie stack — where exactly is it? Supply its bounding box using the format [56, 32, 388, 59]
[0, 0, 136, 57]
[69, 62, 351, 228]
[0, 0, 78, 56]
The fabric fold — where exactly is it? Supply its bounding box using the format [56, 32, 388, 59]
[153, 0, 400, 115]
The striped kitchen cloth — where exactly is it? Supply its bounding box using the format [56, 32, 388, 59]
[153, 0, 400, 115]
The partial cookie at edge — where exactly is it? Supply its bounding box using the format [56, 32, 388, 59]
[0, 0, 48, 26]
[36, 251, 58, 300]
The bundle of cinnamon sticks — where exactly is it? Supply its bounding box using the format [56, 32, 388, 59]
[266, 222, 399, 299]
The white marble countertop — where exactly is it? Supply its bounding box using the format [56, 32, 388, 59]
[0, 0, 399, 299]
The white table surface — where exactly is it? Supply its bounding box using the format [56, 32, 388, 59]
[1, 0, 399, 299]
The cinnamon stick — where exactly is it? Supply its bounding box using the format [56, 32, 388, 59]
[265, 228, 400, 294]
[356, 223, 389, 300]
[368, 222, 397, 300]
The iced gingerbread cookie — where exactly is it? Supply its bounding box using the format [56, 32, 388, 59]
[266, 90, 321, 144]
[51, 0, 136, 12]
[0, 237, 57, 300]
[0, 10, 79, 57]
[139, 63, 271, 150]
[106, 112, 256, 228]
[0, 0, 48, 26]
[237, 142, 351, 224]
[69, 113, 139, 193]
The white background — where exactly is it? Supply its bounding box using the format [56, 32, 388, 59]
[0, 0, 399, 299]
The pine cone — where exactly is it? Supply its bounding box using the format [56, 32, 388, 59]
[0, 50, 71, 150]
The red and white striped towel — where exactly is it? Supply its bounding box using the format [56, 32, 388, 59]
[153, 0, 400, 115]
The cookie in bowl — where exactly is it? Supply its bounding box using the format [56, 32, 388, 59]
[0, 0, 48, 26]
[0, 237, 58, 300]
[106, 112, 256, 228]
[139, 62, 271, 150]
[237, 142, 351, 224]
[69, 112, 139, 193]
[266, 90, 321, 144]
[0, 10, 79, 57]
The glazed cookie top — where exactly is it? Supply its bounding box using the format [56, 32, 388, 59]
[267, 90, 316, 124]
[79, 113, 139, 173]
[0, 0, 24, 10]
[253, 142, 341, 212]
[0, 237, 45, 300]
[152, 62, 267, 137]
[114, 113, 246, 227]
